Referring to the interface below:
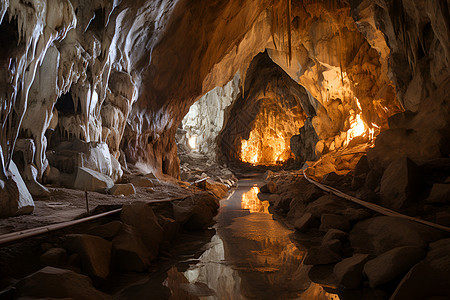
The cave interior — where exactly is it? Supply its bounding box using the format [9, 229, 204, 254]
[0, 0, 449, 299]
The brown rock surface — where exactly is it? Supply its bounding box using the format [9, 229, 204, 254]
[65, 234, 112, 280]
[120, 202, 164, 257]
[350, 216, 445, 255]
[14, 266, 110, 300]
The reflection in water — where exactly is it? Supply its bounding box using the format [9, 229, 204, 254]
[241, 186, 270, 213]
[119, 180, 340, 299]
[164, 180, 340, 300]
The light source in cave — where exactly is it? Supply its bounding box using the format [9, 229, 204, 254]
[241, 186, 270, 213]
[344, 98, 380, 147]
[188, 135, 198, 149]
[240, 129, 292, 165]
[239, 110, 296, 166]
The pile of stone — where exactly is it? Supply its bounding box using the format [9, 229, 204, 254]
[4, 185, 225, 299]
[260, 164, 450, 299]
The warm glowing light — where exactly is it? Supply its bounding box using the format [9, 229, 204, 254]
[240, 130, 293, 165]
[241, 138, 259, 164]
[188, 135, 197, 149]
[241, 187, 270, 213]
[344, 98, 381, 147]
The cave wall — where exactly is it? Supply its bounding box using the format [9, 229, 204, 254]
[350, 0, 450, 111]
[180, 74, 241, 161]
[219, 52, 311, 164]
[0, 0, 448, 216]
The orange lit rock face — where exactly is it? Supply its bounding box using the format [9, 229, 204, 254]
[219, 52, 310, 165]
[240, 99, 302, 165]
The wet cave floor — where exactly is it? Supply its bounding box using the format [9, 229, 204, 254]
[116, 175, 339, 300]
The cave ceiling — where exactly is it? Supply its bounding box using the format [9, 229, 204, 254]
[0, 0, 448, 190]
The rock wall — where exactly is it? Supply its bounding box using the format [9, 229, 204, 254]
[180, 74, 240, 161]
[0, 0, 448, 217]
[219, 52, 311, 164]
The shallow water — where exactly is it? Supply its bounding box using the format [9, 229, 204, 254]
[117, 177, 340, 299]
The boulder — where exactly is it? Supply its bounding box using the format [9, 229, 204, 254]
[203, 179, 228, 199]
[319, 214, 351, 232]
[353, 155, 370, 177]
[73, 167, 114, 193]
[363, 246, 426, 288]
[0, 161, 34, 218]
[333, 254, 371, 289]
[260, 181, 277, 193]
[379, 156, 422, 209]
[322, 229, 347, 245]
[120, 202, 164, 258]
[109, 183, 136, 196]
[111, 224, 152, 272]
[268, 193, 281, 204]
[173, 192, 219, 230]
[350, 216, 445, 255]
[426, 183, 450, 204]
[87, 221, 123, 240]
[14, 267, 109, 299]
[304, 194, 370, 222]
[40, 248, 67, 267]
[321, 172, 344, 186]
[273, 194, 291, 212]
[65, 234, 112, 280]
[158, 215, 180, 242]
[294, 213, 319, 232]
[391, 239, 450, 300]
[304, 239, 342, 265]
[435, 211, 450, 227]
[130, 177, 158, 187]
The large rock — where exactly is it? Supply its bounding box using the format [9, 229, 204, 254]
[198, 179, 228, 199]
[363, 246, 426, 288]
[391, 239, 450, 300]
[173, 192, 219, 230]
[426, 183, 450, 204]
[111, 224, 152, 272]
[322, 229, 347, 245]
[14, 266, 109, 299]
[40, 248, 67, 268]
[350, 216, 445, 255]
[379, 156, 422, 209]
[260, 181, 277, 194]
[0, 161, 34, 218]
[65, 234, 112, 280]
[73, 167, 114, 193]
[294, 212, 319, 232]
[120, 202, 164, 257]
[130, 177, 158, 187]
[303, 239, 342, 265]
[49, 140, 122, 183]
[333, 253, 371, 289]
[87, 221, 123, 240]
[109, 183, 136, 196]
[304, 194, 371, 222]
[319, 214, 351, 232]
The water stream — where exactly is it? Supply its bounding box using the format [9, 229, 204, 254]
[117, 176, 340, 299]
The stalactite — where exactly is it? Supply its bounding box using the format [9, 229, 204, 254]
[287, 0, 292, 66]
[271, 3, 278, 50]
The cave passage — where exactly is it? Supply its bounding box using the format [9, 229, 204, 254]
[0, 0, 449, 299]
[118, 175, 339, 299]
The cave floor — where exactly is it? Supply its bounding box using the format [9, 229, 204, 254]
[116, 175, 338, 299]
[0, 179, 192, 235]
